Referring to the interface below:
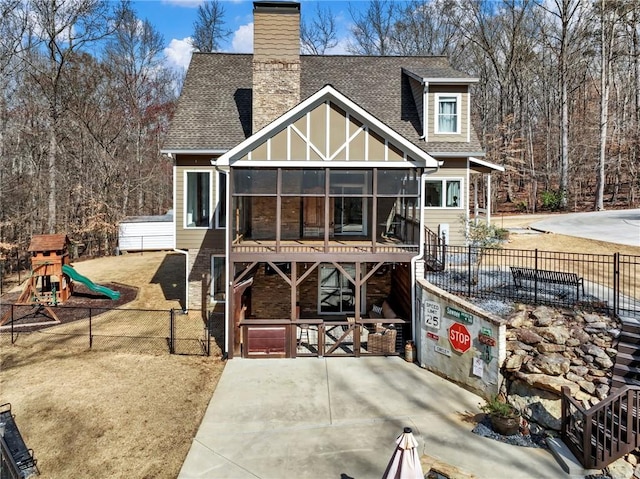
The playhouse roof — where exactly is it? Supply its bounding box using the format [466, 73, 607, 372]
[28, 234, 70, 253]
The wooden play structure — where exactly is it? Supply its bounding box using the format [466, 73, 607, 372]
[23, 234, 73, 305]
[0, 234, 71, 327]
[0, 234, 121, 327]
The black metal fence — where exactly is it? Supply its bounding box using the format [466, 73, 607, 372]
[1, 305, 211, 356]
[425, 246, 640, 317]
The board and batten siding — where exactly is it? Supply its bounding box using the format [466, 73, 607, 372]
[428, 85, 469, 142]
[240, 101, 412, 163]
[424, 159, 468, 246]
[174, 155, 226, 250]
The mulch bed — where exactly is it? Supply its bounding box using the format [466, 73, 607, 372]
[0, 282, 138, 332]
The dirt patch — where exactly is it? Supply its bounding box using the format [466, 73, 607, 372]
[1, 283, 140, 332]
[0, 251, 224, 479]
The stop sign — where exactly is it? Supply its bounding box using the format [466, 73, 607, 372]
[448, 323, 471, 353]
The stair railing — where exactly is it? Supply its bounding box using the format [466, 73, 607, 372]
[562, 385, 640, 469]
[424, 227, 445, 272]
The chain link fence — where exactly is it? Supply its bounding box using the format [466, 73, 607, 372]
[1, 305, 210, 356]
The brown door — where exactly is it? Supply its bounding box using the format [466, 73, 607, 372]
[303, 196, 324, 238]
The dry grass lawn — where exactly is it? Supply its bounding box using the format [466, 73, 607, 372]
[1, 217, 637, 479]
[0, 252, 225, 479]
[498, 214, 640, 256]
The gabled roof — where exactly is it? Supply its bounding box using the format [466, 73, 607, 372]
[217, 84, 439, 168]
[163, 54, 484, 156]
[28, 234, 69, 252]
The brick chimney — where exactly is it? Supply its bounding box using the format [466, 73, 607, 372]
[252, 1, 301, 133]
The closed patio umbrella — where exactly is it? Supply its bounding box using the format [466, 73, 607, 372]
[382, 427, 424, 479]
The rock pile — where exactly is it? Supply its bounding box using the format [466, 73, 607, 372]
[501, 304, 620, 432]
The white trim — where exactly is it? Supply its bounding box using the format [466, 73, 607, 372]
[325, 102, 330, 158]
[467, 92, 471, 142]
[400, 69, 479, 84]
[430, 151, 486, 158]
[214, 171, 227, 229]
[183, 169, 213, 229]
[161, 149, 228, 155]
[423, 81, 429, 142]
[230, 160, 426, 168]
[172, 165, 177, 248]
[421, 77, 480, 84]
[217, 85, 438, 168]
[434, 93, 462, 135]
[306, 111, 311, 161]
[469, 156, 505, 172]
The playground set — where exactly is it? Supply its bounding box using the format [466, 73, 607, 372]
[0, 234, 120, 327]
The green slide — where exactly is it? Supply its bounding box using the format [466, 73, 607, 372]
[62, 264, 121, 300]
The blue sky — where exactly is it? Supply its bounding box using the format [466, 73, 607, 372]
[131, 0, 367, 69]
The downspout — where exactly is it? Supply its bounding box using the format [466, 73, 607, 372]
[169, 152, 189, 314]
[215, 165, 231, 357]
[419, 80, 429, 141]
[410, 168, 434, 359]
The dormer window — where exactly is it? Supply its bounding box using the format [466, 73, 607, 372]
[435, 94, 461, 134]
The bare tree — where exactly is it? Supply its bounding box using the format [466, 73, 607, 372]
[0, 0, 28, 243]
[537, 0, 592, 209]
[105, 2, 170, 212]
[347, 0, 398, 55]
[594, 0, 628, 210]
[24, 0, 120, 233]
[301, 3, 338, 54]
[392, 0, 467, 62]
[191, 0, 230, 53]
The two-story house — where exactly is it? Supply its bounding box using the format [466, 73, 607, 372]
[162, 1, 503, 359]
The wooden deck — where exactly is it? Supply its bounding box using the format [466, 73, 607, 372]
[232, 239, 419, 259]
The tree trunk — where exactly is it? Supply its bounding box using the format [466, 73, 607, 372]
[47, 121, 57, 233]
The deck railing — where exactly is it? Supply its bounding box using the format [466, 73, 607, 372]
[424, 227, 445, 271]
[562, 385, 640, 469]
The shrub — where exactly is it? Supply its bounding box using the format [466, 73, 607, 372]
[541, 190, 564, 211]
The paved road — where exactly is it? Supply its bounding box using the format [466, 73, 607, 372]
[530, 209, 640, 247]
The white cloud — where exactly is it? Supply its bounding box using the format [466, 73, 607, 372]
[164, 37, 195, 69]
[230, 22, 253, 53]
[325, 37, 350, 55]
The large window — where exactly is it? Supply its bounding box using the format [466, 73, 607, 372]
[185, 171, 211, 228]
[435, 94, 460, 134]
[215, 172, 227, 229]
[319, 265, 356, 314]
[425, 179, 461, 208]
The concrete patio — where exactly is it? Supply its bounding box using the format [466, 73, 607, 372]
[179, 357, 567, 478]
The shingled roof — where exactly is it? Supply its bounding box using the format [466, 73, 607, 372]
[28, 234, 69, 253]
[163, 53, 484, 156]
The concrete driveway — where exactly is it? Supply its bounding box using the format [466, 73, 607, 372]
[178, 357, 566, 479]
[530, 209, 640, 247]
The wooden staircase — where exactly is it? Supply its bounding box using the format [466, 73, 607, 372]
[559, 316, 640, 470]
[612, 317, 640, 389]
[561, 385, 640, 469]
